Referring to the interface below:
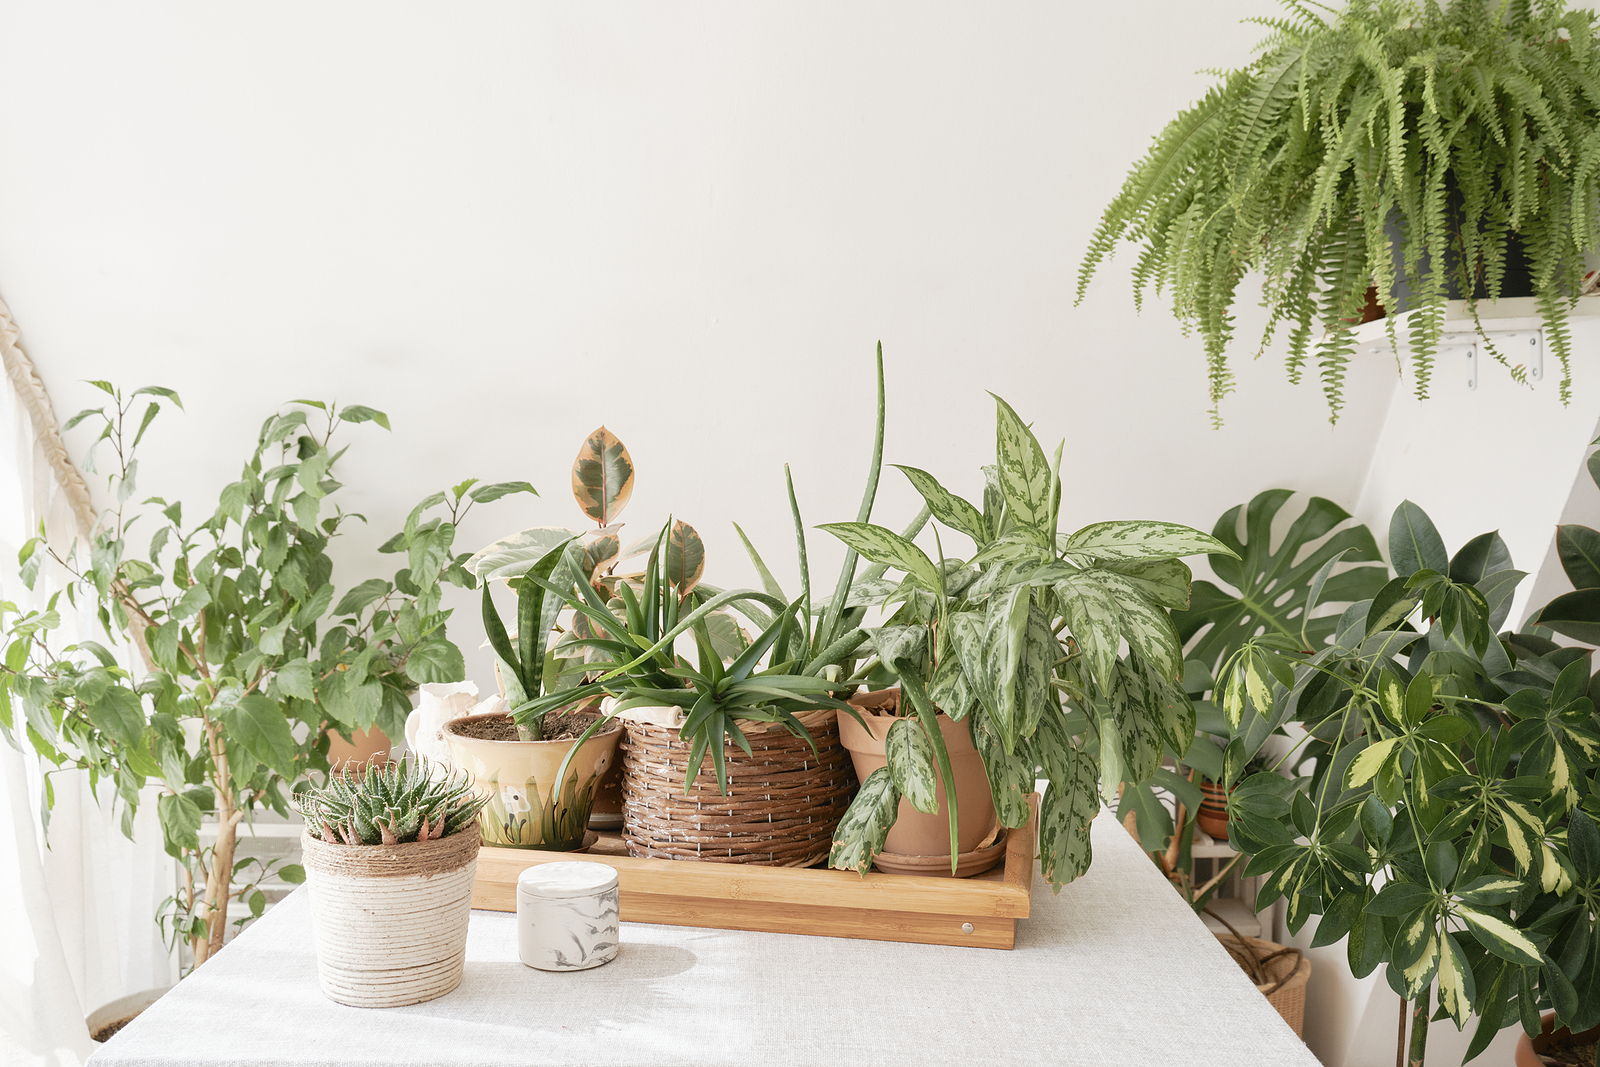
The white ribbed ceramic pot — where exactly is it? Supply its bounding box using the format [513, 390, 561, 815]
[301, 827, 480, 1008]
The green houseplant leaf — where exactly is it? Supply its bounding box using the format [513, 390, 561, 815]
[1174, 490, 1386, 670]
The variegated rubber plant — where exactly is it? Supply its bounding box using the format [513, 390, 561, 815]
[467, 421, 864, 789]
[823, 394, 1234, 888]
[1210, 494, 1600, 1065]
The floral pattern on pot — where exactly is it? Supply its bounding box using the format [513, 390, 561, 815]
[444, 714, 622, 851]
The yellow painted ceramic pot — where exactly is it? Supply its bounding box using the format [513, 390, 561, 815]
[443, 713, 622, 851]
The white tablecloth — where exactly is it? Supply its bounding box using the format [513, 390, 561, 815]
[89, 812, 1316, 1066]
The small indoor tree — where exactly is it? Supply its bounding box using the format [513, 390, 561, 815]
[0, 385, 531, 966]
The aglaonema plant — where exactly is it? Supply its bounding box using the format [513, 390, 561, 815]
[823, 393, 1235, 887]
[0, 385, 529, 967]
[1217, 498, 1600, 1064]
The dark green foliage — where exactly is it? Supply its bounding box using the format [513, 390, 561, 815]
[1079, 0, 1600, 422]
[294, 757, 487, 845]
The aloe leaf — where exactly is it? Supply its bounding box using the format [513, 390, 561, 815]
[733, 521, 787, 602]
[819, 343, 887, 650]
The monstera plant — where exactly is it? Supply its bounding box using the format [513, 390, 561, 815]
[1210, 494, 1600, 1065]
[821, 394, 1235, 889]
[1, 387, 526, 967]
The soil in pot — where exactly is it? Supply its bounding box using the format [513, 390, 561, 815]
[444, 712, 622, 850]
[1517, 1014, 1600, 1067]
[87, 987, 171, 1045]
[840, 688, 1001, 874]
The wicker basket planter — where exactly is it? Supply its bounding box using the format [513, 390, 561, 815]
[620, 707, 857, 866]
[1214, 933, 1312, 1038]
[301, 826, 480, 1007]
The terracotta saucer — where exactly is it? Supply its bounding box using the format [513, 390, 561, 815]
[872, 829, 1008, 878]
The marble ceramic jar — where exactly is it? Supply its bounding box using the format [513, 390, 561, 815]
[516, 862, 620, 971]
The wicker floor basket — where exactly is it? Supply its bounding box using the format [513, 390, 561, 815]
[621, 708, 857, 867]
[1215, 933, 1313, 1038]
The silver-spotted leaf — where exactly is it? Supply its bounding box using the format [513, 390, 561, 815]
[991, 395, 1051, 528]
[1060, 520, 1234, 563]
[885, 717, 940, 815]
[828, 767, 900, 875]
[819, 522, 942, 593]
[894, 465, 987, 545]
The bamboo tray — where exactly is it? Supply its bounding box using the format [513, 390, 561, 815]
[471, 796, 1037, 950]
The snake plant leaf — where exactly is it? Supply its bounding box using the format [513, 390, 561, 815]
[1059, 521, 1234, 564]
[819, 522, 942, 594]
[885, 717, 939, 815]
[571, 426, 635, 526]
[464, 526, 582, 581]
[667, 520, 705, 597]
[892, 465, 988, 546]
[1174, 491, 1387, 672]
[990, 395, 1052, 528]
[1389, 500, 1449, 578]
[829, 767, 899, 876]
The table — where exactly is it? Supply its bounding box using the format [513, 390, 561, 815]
[88, 812, 1317, 1066]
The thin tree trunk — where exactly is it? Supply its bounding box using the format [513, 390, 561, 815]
[1397, 995, 1407, 1067]
[1408, 987, 1429, 1067]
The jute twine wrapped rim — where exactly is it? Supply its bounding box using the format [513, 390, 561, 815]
[622, 708, 857, 866]
[300, 824, 481, 878]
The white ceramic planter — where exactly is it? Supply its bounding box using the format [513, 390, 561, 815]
[516, 862, 620, 971]
[301, 828, 480, 1008]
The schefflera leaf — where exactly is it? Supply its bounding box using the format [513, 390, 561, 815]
[572, 426, 634, 526]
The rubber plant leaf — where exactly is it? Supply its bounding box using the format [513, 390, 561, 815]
[571, 426, 635, 527]
[667, 520, 705, 598]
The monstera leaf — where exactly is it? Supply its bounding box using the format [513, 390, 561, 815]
[1174, 491, 1387, 671]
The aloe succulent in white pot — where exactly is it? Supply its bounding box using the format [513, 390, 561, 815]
[293, 758, 488, 1008]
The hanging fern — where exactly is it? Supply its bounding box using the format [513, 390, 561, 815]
[1078, 0, 1600, 422]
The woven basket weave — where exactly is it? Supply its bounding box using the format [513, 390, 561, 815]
[1215, 933, 1312, 1038]
[621, 708, 857, 866]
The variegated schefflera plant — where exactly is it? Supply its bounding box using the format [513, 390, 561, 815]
[294, 757, 487, 845]
[822, 394, 1235, 889]
[1213, 495, 1600, 1066]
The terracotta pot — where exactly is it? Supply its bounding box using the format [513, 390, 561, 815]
[326, 725, 391, 772]
[444, 713, 622, 851]
[839, 688, 998, 858]
[1515, 1012, 1600, 1067]
[301, 827, 479, 1007]
[1197, 780, 1231, 840]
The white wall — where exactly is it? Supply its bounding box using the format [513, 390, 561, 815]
[3, 5, 1595, 1063]
[0, 1, 1400, 692]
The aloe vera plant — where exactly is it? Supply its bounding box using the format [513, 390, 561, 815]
[823, 394, 1234, 887]
[294, 756, 487, 845]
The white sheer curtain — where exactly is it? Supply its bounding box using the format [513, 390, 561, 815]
[0, 370, 175, 1066]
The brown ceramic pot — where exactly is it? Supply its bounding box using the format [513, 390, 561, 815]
[838, 688, 998, 857]
[1515, 1012, 1600, 1067]
[1196, 780, 1231, 840]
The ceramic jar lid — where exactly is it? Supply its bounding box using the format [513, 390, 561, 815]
[517, 861, 619, 901]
